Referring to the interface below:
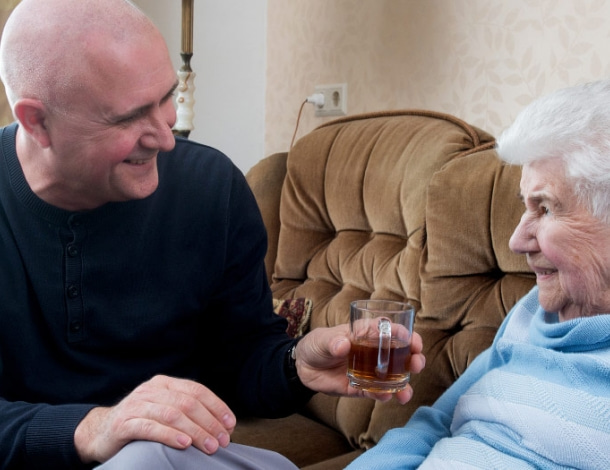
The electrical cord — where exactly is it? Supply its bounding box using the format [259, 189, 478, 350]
[290, 93, 325, 149]
[290, 99, 307, 149]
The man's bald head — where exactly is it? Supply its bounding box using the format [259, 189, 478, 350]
[0, 0, 162, 111]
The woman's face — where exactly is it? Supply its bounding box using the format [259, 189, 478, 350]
[509, 159, 610, 320]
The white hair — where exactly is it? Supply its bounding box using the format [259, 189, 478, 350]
[497, 80, 610, 224]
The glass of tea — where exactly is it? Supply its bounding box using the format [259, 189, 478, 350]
[347, 299, 415, 393]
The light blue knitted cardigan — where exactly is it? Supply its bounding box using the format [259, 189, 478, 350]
[346, 286, 610, 470]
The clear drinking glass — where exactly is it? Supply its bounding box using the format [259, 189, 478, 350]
[347, 299, 415, 393]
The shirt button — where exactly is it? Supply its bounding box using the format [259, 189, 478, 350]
[66, 284, 79, 298]
[67, 244, 79, 257]
[70, 321, 82, 332]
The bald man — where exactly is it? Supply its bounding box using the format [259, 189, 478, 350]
[0, 0, 425, 468]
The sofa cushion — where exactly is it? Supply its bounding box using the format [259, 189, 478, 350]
[231, 413, 355, 468]
[245, 152, 287, 281]
[420, 149, 535, 361]
[355, 149, 536, 448]
[242, 111, 536, 467]
[268, 110, 499, 448]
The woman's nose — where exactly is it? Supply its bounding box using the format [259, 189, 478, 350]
[509, 215, 538, 254]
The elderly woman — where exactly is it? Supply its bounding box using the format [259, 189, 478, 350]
[346, 79, 610, 470]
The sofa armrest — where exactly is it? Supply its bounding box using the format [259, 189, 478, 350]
[246, 152, 288, 282]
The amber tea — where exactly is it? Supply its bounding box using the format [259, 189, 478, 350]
[347, 300, 414, 393]
[348, 337, 411, 392]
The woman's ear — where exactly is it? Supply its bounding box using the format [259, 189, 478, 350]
[13, 98, 51, 148]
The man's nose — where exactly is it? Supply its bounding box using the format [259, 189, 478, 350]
[141, 104, 177, 152]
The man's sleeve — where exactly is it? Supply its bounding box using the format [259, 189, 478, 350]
[0, 399, 96, 469]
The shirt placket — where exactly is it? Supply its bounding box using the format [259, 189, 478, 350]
[65, 214, 86, 342]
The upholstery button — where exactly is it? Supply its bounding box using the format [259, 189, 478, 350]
[66, 284, 79, 298]
[67, 244, 79, 257]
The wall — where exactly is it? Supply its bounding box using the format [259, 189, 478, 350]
[134, 0, 267, 174]
[266, 0, 610, 156]
[1, 0, 267, 174]
[4, 1, 610, 172]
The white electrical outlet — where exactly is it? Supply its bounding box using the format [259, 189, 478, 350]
[314, 83, 347, 117]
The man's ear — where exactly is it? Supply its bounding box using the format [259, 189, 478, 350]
[13, 98, 52, 148]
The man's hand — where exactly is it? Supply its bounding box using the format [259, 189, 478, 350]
[74, 375, 236, 464]
[295, 325, 425, 404]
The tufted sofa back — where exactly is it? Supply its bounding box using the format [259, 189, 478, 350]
[247, 110, 535, 453]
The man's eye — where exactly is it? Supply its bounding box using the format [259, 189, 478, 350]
[118, 114, 140, 125]
[115, 109, 148, 126]
[541, 205, 551, 216]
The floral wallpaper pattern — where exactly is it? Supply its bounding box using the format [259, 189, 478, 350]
[266, 0, 610, 155]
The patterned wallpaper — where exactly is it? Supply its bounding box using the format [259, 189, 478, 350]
[266, 0, 610, 155]
[4, 1, 610, 160]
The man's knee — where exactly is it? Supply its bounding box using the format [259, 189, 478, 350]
[95, 441, 298, 470]
[95, 441, 175, 470]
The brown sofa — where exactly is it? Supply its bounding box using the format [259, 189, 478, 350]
[232, 110, 536, 469]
